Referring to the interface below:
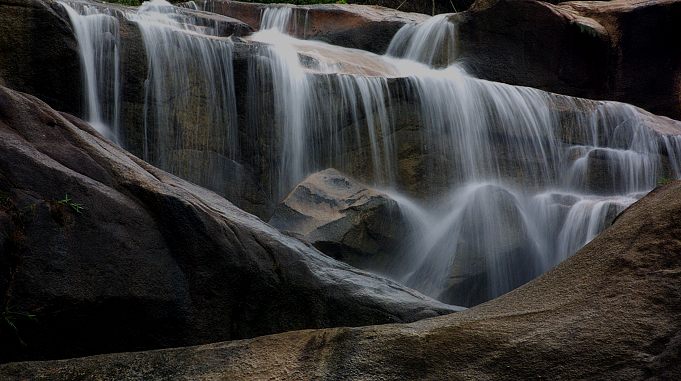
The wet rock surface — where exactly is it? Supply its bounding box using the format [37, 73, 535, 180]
[0, 86, 458, 363]
[3, 179, 681, 379]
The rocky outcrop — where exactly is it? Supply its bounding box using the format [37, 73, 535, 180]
[0, 86, 458, 363]
[193, 0, 428, 53]
[0, 0, 82, 116]
[270, 169, 410, 271]
[4, 178, 681, 379]
[456, 0, 681, 119]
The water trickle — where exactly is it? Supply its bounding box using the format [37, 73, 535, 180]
[260, 6, 293, 32]
[386, 14, 457, 67]
[60, 0, 121, 143]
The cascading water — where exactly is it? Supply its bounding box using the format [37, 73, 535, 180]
[247, 9, 681, 306]
[386, 14, 457, 67]
[251, 8, 310, 195]
[250, 7, 398, 195]
[61, 0, 241, 198]
[62, 1, 681, 307]
[60, 0, 121, 142]
[127, 0, 239, 193]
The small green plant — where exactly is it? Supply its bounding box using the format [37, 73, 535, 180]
[657, 177, 674, 186]
[56, 194, 86, 214]
[576, 23, 601, 38]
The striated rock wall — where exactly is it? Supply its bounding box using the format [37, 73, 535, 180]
[3, 0, 681, 219]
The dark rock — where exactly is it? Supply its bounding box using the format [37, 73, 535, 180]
[437, 185, 540, 307]
[4, 179, 681, 379]
[0, 0, 82, 116]
[0, 86, 458, 363]
[270, 169, 410, 271]
[456, 0, 681, 119]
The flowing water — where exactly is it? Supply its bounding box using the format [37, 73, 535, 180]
[60, 0, 121, 142]
[129, 0, 239, 191]
[63, 0, 240, 195]
[61, 1, 681, 306]
[386, 14, 457, 67]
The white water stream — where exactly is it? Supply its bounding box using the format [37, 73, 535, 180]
[60, 0, 121, 142]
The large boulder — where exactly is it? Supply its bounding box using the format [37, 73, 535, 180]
[455, 0, 681, 119]
[0, 0, 81, 116]
[430, 185, 541, 307]
[192, 0, 428, 53]
[0, 86, 458, 363]
[5, 179, 681, 379]
[270, 169, 410, 271]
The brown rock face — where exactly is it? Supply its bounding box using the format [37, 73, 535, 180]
[193, 0, 428, 53]
[456, 0, 681, 119]
[4, 179, 681, 379]
[0, 0, 82, 116]
[269, 169, 410, 271]
[0, 86, 457, 363]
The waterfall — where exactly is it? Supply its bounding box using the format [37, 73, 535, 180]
[63, 0, 241, 196]
[260, 6, 293, 32]
[59, 0, 121, 143]
[61, 1, 681, 307]
[248, 10, 681, 306]
[127, 0, 239, 193]
[249, 8, 310, 196]
[380, 19, 681, 305]
[250, 7, 398, 196]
